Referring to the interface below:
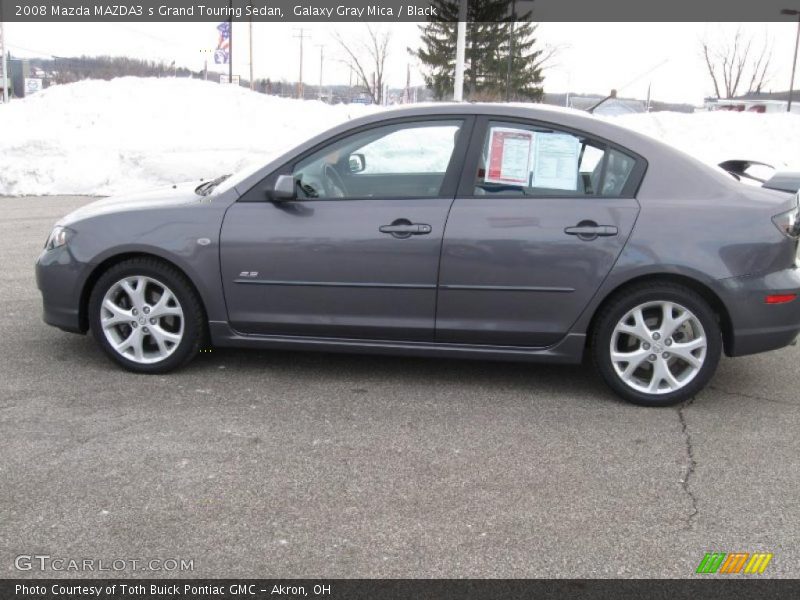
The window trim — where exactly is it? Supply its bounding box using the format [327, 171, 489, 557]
[457, 115, 647, 200]
[238, 115, 476, 203]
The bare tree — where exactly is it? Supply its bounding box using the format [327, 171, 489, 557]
[534, 39, 568, 75]
[333, 25, 391, 105]
[701, 27, 772, 99]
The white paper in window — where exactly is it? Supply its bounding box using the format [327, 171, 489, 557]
[530, 133, 581, 191]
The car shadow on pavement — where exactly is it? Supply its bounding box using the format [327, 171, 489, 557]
[43, 330, 770, 409]
[188, 345, 621, 405]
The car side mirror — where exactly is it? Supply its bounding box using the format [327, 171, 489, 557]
[348, 153, 366, 174]
[267, 174, 296, 201]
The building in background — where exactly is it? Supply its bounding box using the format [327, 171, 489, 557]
[567, 96, 646, 116]
[704, 93, 800, 114]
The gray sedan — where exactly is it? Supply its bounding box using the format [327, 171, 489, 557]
[36, 104, 800, 406]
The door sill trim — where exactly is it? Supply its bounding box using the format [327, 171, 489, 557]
[208, 321, 586, 364]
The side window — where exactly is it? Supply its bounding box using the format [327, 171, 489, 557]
[293, 120, 463, 200]
[601, 149, 636, 196]
[474, 121, 636, 197]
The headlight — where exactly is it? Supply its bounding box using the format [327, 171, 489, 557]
[44, 226, 72, 250]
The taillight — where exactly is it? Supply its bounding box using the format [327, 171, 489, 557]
[765, 294, 797, 304]
[772, 195, 800, 238]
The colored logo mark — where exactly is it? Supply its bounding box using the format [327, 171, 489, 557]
[696, 552, 773, 574]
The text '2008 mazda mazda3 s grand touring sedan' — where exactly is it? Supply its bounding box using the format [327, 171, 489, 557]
[36, 104, 800, 406]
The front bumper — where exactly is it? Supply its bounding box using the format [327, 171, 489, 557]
[35, 246, 87, 334]
[720, 267, 800, 356]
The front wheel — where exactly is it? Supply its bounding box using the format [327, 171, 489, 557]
[591, 283, 722, 407]
[88, 258, 205, 373]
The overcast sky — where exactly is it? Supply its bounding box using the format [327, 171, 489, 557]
[6, 21, 800, 105]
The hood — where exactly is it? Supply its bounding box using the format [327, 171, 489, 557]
[58, 181, 204, 226]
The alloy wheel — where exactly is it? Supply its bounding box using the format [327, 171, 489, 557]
[100, 275, 184, 364]
[609, 301, 707, 395]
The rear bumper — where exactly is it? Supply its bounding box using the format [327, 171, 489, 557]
[720, 268, 800, 356]
[35, 247, 87, 334]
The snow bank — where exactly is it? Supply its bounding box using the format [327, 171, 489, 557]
[607, 111, 800, 171]
[1, 76, 799, 196]
[0, 77, 374, 196]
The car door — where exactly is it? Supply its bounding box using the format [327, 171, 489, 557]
[220, 116, 472, 341]
[436, 117, 645, 347]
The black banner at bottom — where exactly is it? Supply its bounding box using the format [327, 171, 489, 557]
[3, 579, 800, 600]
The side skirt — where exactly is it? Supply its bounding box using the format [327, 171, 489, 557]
[208, 321, 587, 364]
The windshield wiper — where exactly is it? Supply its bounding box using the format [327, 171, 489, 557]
[195, 174, 231, 196]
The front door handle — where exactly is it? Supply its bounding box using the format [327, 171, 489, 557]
[564, 221, 618, 240]
[379, 220, 432, 238]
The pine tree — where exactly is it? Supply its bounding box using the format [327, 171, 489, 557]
[411, 0, 545, 102]
[503, 21, 545, 101]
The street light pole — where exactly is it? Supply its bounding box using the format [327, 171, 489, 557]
[505, 0, 516, 102]
[453, 0, 467, 101]
[782, 9, 800, 113]
[0, 19, 8, 103]
[249, 13, 254, 90]
[228, 0, 233, 84]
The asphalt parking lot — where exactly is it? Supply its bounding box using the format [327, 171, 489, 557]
[2, 195, 799, 579]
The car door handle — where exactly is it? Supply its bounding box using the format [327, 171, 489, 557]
[564, 223, 618, 239]
[379, 223, 432, 235]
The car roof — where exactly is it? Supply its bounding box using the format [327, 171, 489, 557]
[348, 101, 600, 129]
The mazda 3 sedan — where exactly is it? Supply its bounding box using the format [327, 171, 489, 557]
[36, 104, 800, 406]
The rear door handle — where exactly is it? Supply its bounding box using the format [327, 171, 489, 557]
[564, 223, 618, 240]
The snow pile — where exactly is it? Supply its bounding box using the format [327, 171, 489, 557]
[1, 76, 799, 196]
[0, 77, 374, 196]
[607, 110, 800, 171]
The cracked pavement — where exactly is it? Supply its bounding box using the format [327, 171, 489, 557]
[676, 400, 698, 531]
[2, 196, 799, 578]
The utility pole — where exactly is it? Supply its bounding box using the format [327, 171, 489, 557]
[782, 9, 800, 112]
[315, 44, 324, 100]
[293, 28, 310, 99]
[0, 18, 8, 103]
[453, 0, 467, 101]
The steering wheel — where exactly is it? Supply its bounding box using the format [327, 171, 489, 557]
[322, 164, 347, 198]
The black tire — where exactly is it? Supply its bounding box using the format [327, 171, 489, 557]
[591, 282, 722, 407]
[88, 257, 205, 373]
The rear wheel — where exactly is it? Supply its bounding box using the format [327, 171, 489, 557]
[88, 258, 204, 373]
[592, 283, 722, 406]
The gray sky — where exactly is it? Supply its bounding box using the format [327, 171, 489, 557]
[6, 21, 800, 105]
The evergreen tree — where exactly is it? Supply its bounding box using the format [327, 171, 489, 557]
[412, 0, 545, 102]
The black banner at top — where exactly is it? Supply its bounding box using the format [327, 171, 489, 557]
[2, 0, 800, 22]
